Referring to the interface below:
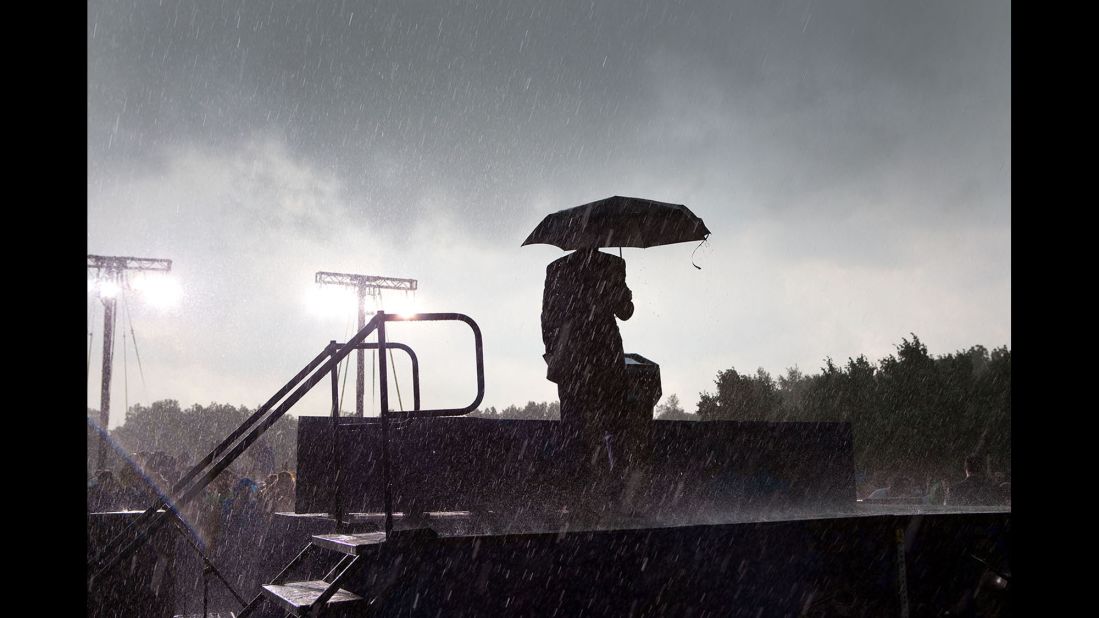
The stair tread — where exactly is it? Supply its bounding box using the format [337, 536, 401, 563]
[312, 531, 387, 554]
[262, 580, 363, 613]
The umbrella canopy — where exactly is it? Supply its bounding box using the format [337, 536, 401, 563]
[521, 195, 710, 250]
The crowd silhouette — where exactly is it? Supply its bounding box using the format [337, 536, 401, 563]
[87, 449, 301, 604]
[859, 454, 1010, 506]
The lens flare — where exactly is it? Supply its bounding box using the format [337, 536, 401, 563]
[98, 280, 121, 299]
[132, 275, 183, 309]
[383, 294, 419, 319]
[307, 285, 359, 318]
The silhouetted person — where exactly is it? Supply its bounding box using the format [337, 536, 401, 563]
[261, 470, 295, 512]
[947, 455, 997, 506]
[928, 476, 949, 505]
[220, 477, 265, 592]
[542, 248, 634, 506]
[116, 464, 155, 510]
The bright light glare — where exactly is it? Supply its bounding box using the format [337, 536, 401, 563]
[383, 294, 418, 318]
[97, 280, 121, 299]
[132, 275, 183, 309]
[307, 285, 359, 318]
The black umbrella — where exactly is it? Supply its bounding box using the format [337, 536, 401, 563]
[521, 195, 710, 250]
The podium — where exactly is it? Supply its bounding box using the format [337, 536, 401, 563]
[624, 352, 661, 422]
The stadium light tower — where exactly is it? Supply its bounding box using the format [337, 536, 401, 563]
[87, 254, 173, 469]
[314, 271, 418, 417]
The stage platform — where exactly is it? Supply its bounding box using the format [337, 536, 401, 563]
[275, 502, 1011, 537]
[89, 502, 1010, 617]
[296, 417, 858, 519]
[266, 507, 1011, 617]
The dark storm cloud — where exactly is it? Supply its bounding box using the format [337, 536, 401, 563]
[89, 0, 1009, 248]
[89, 0, 646, 235]
[618, 1, 1009, 216]
[88, 1, 1010, 417]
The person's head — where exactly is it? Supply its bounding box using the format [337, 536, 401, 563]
[277, 470, 293, 487]
[964, 455, 984, 477]
[235, 478, 258, 497]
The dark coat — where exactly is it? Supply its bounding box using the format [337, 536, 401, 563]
[541, 250, 634, 384]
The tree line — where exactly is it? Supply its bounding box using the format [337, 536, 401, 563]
[92, 333, 1009, 483]
[473, 334, 1010, 479]
[470, 400, 561, 420]
[693, 334, 1010, 478]
[88, 400, 299, 478]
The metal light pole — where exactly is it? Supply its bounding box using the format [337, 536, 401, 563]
[357, 285, 367, 419]
[88, 255, 172, 469]
[314, 271, 417, 417]
[98, 294, 116, 470]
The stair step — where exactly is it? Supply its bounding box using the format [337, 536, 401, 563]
[261, 580, 363, 615]
[311, 531, 387, 555]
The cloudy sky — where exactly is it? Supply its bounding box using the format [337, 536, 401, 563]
[87, 0, 1010, 428]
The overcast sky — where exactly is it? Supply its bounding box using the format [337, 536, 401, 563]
[87, 0, 1010, 428]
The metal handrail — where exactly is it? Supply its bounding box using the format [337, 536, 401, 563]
[328, 340, 420, 530]
[375, 312, 485, 535]
[90, 313, 387, 585]
[331, 341, 422, 413]
[88, 347, 333, 566]
[328, 313, 485, 533]
[378, 312, 485, 419]
[89, 346, 334, 574]
[89, 310, 486, 584]
[167, 511, 247, 610]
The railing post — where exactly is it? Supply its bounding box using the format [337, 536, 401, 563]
[377, 312, 394, 537]
[329, 341, 344, 531]
[410, 346, 421, 412]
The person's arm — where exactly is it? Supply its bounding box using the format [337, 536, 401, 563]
[611, 257, 634, 320]
[541, 264, 559, 352]
[616, 291, 634, 320]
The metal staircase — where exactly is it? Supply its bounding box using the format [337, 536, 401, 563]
[239, 532, 383, 617]
[88, 311, 484, 617]
[238, 528, 439, 617]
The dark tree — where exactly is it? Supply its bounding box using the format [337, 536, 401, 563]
[471, 401, 561, 420]
[655, 394, 697, 421]
[697, 367, 781, 421]
[108, 400, 298, 478]
[696, 334, 1010, 483]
